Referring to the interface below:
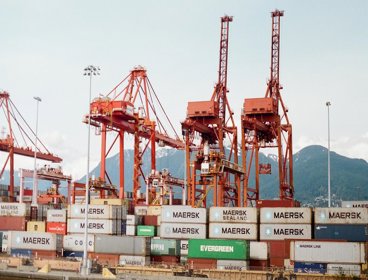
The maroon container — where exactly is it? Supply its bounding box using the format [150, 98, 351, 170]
[269, 257, 284, 268]
[257, 200, 300, 208]
[88, 252, 120, 267]
[264, 240, 291, 259]
[151, 255, 179, 265]
[0, 216, 27, 230]
[187, 258, 217, 270]
[249, 260, 270, 271]
[143, 215, 159, 226]
[32, 250, 57, 259]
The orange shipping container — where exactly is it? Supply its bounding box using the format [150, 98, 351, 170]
[0, 216, 26, 231]
[47, 222, 67, 235]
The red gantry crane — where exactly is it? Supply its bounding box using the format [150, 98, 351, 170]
[0, 91, 62, 202]
[84, 66, 184, 205]
[182, 16, 243, 208]
[241, 10, 294, 206]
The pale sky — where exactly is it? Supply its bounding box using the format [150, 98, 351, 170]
[1, 0, 367, 181]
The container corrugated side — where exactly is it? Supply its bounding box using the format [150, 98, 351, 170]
[147, 206, 162, 216]
[0, 203, 28, 216]
[126, 225, 136, 236]
[161, 206, 206, 224]
[91, 198, 126, 206]
[250, 241, 268, 260]
[63, 234, 95, 252]
[151, 238, 180, 256]
[67, 219, 119, 234]
[327, 264, 361, 276]
[188, 239, 249, 260]
[160, 223, 206, 239]
[314, 207, 368, 224]
[216, 260, 249, 270]
[260, 207, 312, 224]
[134, 206, 148, 216]
[68, 204, 123, 219]
[27, 221, 46, 232]
[294, 262, 327, 274]
[290, 241, 365, 264]
[0, 217, 26, 231]
[314, 224, 368, 242]
[47, 209, 67, 223]
[341, 201, 368, 208]
[119, 255, 150, 266]
[46, 222, 67, 235]
[137, 225, 156, 237]
[209, 207, 257, 223]
[94, 235, 150, 256]
[180, 240, 188, 256]
[260, 224, 311, 240]
[8, 231, 56, 251]
[209, 223, 257, 240]
[127, 215, 138, 225]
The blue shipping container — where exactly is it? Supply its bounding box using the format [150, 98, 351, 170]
[294, 262, 327, 274]
[10, 249, 32, 258]
[62, 250, 84, 258]
[314, 224, 368, 242]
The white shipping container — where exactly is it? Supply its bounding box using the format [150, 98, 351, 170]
[217, 260, 249, 270]
[260, 208, 312, 224]
[290, 241, 365, 264]
[209, 223, 257, 240]
[161, 206, 206, 224]
[8, 231, 56, 251]
[68, 204, 122, 219]
[209, 207, 258, 223]
[180, 240, 188, 256]
[147, 206, 162, 216]
[327, 264, 361, 276]
[63, 234, 95, 252]
[119, 255, 150, 266]
[342, 201, 368, 208]
[127, 215, 138, 225]
[135, 206, 148, 216]
[0, 231, 8, 244]
[260, 224, 311, 240]
[1, 244, 7, 252]
[126, 225, 136, 236]
[67, 219, 120, 234]
[160, 223, 206, 239]
[250, 241, 268, 260]
[0, 203, 27, 216]
[47, 209, 67, 223]
[315, 208, 368, 224]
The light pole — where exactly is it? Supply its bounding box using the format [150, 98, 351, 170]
[326, 101, 331, 207]
[81, 65, 100, 276]
[32, 97, 42, 206]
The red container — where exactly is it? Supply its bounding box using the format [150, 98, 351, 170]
[269, 257, 284, 268]
[151, 256, 179, 265]
[256, 200, 300, 208]
[0, 216, 27, 231]
[187, 258, 217, 270]
[143, 215, 159, 226]
[265, 240, 291, 259]
[249, 260, 269, 271]
[32, 250, 57, 259]
[46, 222, 67, 235]
[88, 253, 120, 267]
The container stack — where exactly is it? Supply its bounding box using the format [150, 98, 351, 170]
[290, 240, 365, 276]
[0, 203, 29, 231]
[46, 209, 67, 235]
[259, 207, 312, 268]
[150, 238, 181, 265]
[314, 207, 368, 242]
[187, 239, 250, 270]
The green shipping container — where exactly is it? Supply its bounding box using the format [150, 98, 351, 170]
[150, 238, 181, 256]
[137, 225, 156, 237]
[188, 239, 249, 260]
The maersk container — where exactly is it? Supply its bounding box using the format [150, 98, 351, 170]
[294, 262, 327, 274]
[137, 225, 156, 237]
[209, 223, 257, 240]
[151, 238, 180, 256]
[63, 234, 95, 252]
[260, 207, 312, 224]
[260, 224, 311, 240]
[250, 241, 268, 260]
[160, 223, 206, 239]
[67, 219, 120, 234]
[94, 235, 150, 256]
[342, 201, 368, 208]
[315, 207, 368, 224]
[47, 209, 67, 223]
[209, 207, 257, 223]
[217, 260, 249, 270]
[180, 240, 188, 256]
[119, 255, 150, 266]
[327, 264, 361, 276]
[290, 241, 365, 264]
[188, 239, 250, 260]
[0, 202, 28, 216]
[8, 231, 57, 251]
[68, 204, 126, 220]
[10, 248, 32, 258]
[161, 206, 206, 224]
[314, 224, 368, 242]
